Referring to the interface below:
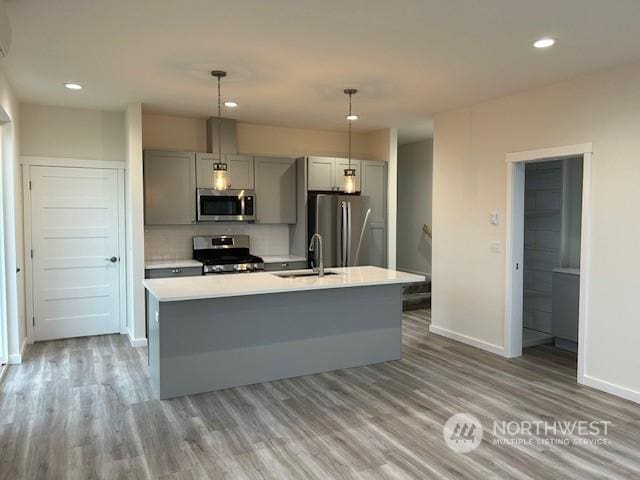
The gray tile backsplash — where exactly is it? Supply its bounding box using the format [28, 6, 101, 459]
[145, 224, 290, 260]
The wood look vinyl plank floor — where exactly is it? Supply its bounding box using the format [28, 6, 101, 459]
[1, 309, 639, 479]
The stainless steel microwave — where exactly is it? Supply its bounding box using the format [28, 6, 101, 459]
[196, 189, 256, 222]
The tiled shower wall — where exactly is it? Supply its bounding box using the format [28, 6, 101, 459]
[523, 161, 562, 334]
[144, 224, 290, 260]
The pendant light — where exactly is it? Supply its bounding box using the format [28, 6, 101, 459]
[343, 88, 358, 194]
[211, 70, 229, 190]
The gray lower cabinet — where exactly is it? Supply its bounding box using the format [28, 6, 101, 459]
[196, 153, 254, 190]
[255, 156, 297, 224]
[145, 267, 203, 279]
[144, 150, 196, 225]
[263, 260, 307, 271]
[552, 271, 579, 342]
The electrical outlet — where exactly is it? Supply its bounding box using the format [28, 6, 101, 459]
[490, 241, 501, 253]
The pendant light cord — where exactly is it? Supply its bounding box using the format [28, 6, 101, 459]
[217, 75, 223, 165]
[348, 92, 352, 168]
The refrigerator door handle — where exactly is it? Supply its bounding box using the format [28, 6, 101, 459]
[341, 201, 348, 267]
[346, 201, 352, 266]
[354, 208, 372, 266]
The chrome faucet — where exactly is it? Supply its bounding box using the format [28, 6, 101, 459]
[308, 233, 325, 277]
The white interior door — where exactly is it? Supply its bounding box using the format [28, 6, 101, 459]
[30, 166, 121, 341]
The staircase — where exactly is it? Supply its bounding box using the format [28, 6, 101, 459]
[402, 279, 431, 311]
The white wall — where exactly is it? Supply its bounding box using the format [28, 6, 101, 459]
[0, 68, 23, 362]
[432, 60, 640, 401]
[20, 103, 125, 160]
[125, 103, 146, 346]
[397, 139, 432, 275]
[142, 113, 393, 162]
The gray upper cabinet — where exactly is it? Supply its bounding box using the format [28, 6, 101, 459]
[307, 156, 335, 191]
[255, 157, 297, 224]
[226, 155, 255, 189]
[361, 160, 387, 224]
[307, 156, 362, 192]
[144, 150, 196, 225]
[195, 152, 218, 189]
[196, 153, 254, 190]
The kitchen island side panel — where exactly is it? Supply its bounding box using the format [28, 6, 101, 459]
[151, 284, 402, 399]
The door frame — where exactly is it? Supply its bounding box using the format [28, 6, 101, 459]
[504, 143, 592, 384]
[21, 156, 127, 344]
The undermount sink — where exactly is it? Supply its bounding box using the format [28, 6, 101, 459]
[273, 270, 339, 279]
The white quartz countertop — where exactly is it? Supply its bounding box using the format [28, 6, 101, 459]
[261, 255, 307, 264]
[143, 266, 425, 302]
[145, 259, 203, 270]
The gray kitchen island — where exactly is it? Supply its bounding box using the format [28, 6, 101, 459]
[143, 266, 424, 399]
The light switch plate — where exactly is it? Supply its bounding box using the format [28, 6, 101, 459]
[490, 211, 499, 225]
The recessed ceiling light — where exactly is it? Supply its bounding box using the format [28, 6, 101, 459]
[532, 37, 556, 49]
[224, 101, 238, 108]
[64, 82, 83, 90]
[346, 114, 359, 121]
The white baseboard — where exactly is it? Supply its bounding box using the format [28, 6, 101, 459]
[127, 333, 148, 348]
[581, 375, 640, 405]
[8, 337, 28, 364]
[429, 325, 506, 356]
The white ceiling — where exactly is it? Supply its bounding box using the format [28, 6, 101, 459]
[4, 0, 640, 139]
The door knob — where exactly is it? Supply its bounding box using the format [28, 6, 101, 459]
[106, 256, 118, 263]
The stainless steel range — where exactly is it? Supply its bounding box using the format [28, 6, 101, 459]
[193, 235, 264, 274]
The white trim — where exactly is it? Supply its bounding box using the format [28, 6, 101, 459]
[387, 128, 398, 269]
[22, 164, 127, 343]
[503, 162, 525, 358]
[505, 143, 593, 163]
[127, 333, 148, 348]
[117, 169, 127, 334]
[8, 337, 27, 364]
[21, 155, 125, 170]
[22, 165, 34, 344]
[429, 325, 505, 356]
[504, 144, 592, 386]
[582, 375, 640, 405]
[576, 152, 592, 383]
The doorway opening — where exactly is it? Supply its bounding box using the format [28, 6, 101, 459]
[505, 144, 592, 383]
[522, 157, 583, 353]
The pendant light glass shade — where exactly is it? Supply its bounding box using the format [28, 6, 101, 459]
[343, 168, 356, 194]
[343, 88, 358, 193]
[213, 162, 228, 190]
[211, 70, 229, 190]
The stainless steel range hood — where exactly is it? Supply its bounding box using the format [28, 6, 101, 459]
[206, 117, 238, 155]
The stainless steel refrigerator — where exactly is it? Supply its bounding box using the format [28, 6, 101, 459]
[307, 193, 372, 268]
